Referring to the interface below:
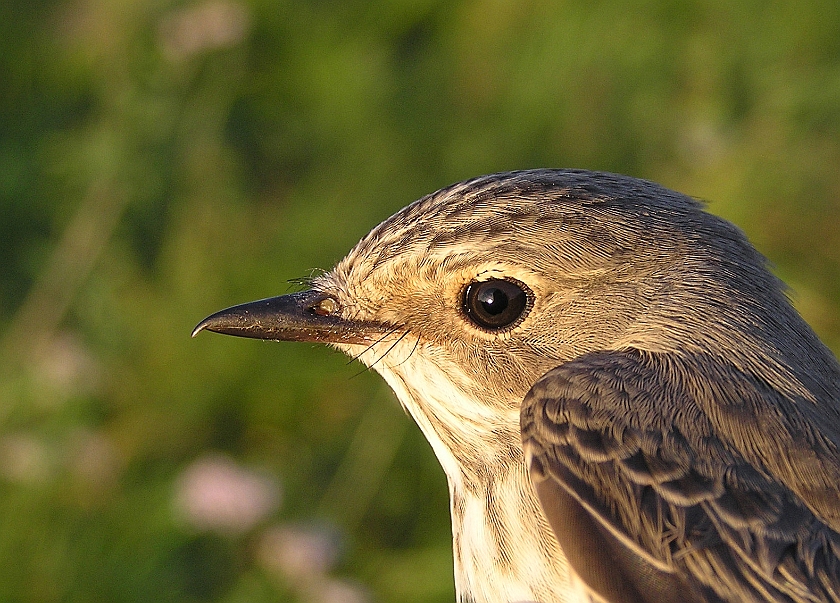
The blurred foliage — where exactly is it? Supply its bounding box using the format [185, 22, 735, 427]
[1, 0, 839, 601]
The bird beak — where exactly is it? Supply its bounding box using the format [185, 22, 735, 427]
[191, 290, 381, 345]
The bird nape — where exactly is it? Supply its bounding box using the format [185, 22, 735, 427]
[193, 169, 840, 603]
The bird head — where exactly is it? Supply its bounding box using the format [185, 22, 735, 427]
[193, 169, 783, 469]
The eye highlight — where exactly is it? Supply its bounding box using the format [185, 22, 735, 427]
[462, 278, 532, 331]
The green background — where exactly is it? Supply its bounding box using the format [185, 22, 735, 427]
[2, 0, 840, 601]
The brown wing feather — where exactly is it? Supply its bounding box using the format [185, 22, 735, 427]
[521, 348, 840, 603]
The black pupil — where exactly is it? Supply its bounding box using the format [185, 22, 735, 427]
[463, 279, 529, 330]
[478, 287, 509, 315]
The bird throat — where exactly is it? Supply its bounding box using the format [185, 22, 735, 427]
[341, 340, 591, 603]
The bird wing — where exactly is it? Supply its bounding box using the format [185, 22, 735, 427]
[520, 348, 840, 603]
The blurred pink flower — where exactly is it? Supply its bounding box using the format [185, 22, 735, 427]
[158, 0, 250, 61]
[174, 455, 280, 534]
[35, 332, 101, 405]
[314, 578, 371, 603]
[257, 524, 340, 581]
[0, 434, 51, 484]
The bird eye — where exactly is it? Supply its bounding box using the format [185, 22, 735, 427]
[462, 278, 532, 331]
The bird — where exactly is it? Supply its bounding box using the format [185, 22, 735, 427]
[193, 169, 840, 603]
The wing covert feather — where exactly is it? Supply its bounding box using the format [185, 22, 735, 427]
[521, 349, 840, 603]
